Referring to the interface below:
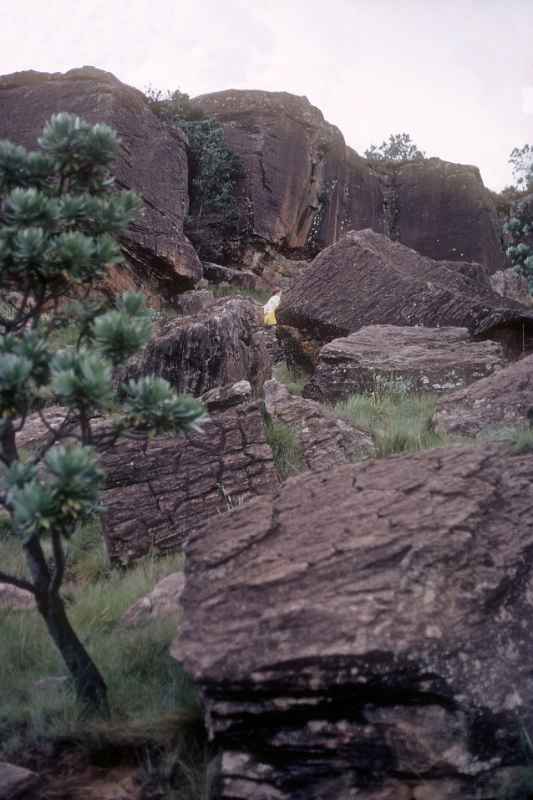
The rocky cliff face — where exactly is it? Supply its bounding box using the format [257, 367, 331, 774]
[0, 66, 201, 302]
[191, 90, 505, 271]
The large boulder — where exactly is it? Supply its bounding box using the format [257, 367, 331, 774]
[304, 325, 506, 403]
[264, 378, 374, 470]
[101, 398, 278, 563]
[277, 229, 533, 364]
[121, 296, 272, 397]
[175, 443, 533, 799]
[191, 90, 504, 270]
[433, 352, 533, 436]
[0, 67, 201, 300]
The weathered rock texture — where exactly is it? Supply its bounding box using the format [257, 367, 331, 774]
[433, 352, 533, 436]
[264, 378, 374, 470]
[202, 262, 260, 290]
[0, 67, 201, 300]
[121, 572, 185, 627]
[304, 325, 506, 403]
[191, 90, 504, 270]
[175, 443, 533, 799]
[121, 297, 271, 397]
[0, 762, 39, 799]
[278, 229, 533, 364]
[101, 400, 278, 563]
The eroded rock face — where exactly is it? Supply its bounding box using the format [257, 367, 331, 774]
[121, 297, 272, 397]
[191, 90, 504, 270]
[0, 67, 201, 300]
[433, 352, 533, 436]
[175, 443, 533, 799]
[264, 378, 374, 470]
[277, 229, 533, 365]
[101, 399, 278, 563]
[304, 325, 506, 403]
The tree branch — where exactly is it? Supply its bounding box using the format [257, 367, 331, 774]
[0, 570, 35, 595]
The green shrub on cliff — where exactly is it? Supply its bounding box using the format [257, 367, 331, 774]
[505, 143, 533, 291]
[145, 86, 243, 226]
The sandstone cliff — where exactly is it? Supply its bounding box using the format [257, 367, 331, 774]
[0, 66, 201, 302]
[191, 89, 505, 271]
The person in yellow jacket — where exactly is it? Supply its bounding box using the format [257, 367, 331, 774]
[263, 287, 282, 326]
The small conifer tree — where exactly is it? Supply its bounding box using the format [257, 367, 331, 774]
[0, 114, 205, 714]
[505, 144, 533, 292]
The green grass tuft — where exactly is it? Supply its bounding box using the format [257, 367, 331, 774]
[272, 362, 309, 396]
[265, 419, 305, 479]
[330, 392, 448, 458]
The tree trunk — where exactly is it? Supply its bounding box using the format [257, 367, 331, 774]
[36, 589, 109, 716]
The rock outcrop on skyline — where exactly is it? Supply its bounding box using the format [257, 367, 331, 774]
[0, 66, 202, 301]
[191, 89, 505, 270]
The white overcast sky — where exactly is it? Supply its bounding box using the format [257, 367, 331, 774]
[2, 0, 532, 190]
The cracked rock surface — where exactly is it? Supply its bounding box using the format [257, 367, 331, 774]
[175, 442, 533, 799]
[433, 352, 533, 436]
[101, 399, 278, 563]
[303, 325, 506, 403]
[119, 296, 271, 397]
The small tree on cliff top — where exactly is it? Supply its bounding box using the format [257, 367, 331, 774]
[0, 114, 205, 714]
[365, 132, 426, 162]
[505, 143, 533, 292]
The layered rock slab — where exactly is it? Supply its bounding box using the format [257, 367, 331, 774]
[175, 443, 533, 799]
[433, 352, 533, 436]
[0, 66, 201, 299]
[303, 325, 506, 403]
[264, 378, 374, 470]
[120, 297, 271, 397]
[277, 229, 533, 364]
[101, 399, 278, 563]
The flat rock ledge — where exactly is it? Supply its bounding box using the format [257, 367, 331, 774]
[433, 352, 533, 436]
[304, 324, 506, 403]
[174, 443, 533, 799]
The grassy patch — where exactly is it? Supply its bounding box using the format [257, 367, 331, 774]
[211, 284, 272, 304]
[330, 392, 448, 458]
[265, 419, 305, 479]
[0, 526, 190, 759]
[272, 361, 309, 396]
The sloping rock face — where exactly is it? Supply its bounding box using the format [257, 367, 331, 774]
[304, 325, 506, 403]
[433, 352, 533, 436]
[121, 297, 271, 397]
[264, 378, 374, 470]
[0, 67, 201, 300]
[191, 90, 504, 270]
[277, 229, 533, 364]
[101, 399, 278, 563]
[0, 761, 39, 799]
[175, 444, 533, 799]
